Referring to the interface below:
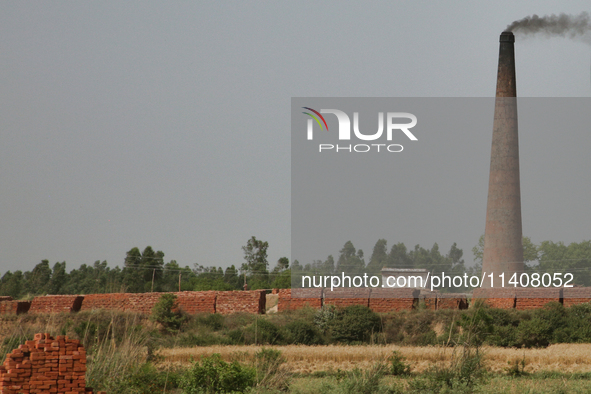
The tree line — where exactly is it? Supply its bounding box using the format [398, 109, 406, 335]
[1, 236, 590, 299]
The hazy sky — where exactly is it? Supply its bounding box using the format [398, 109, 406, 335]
[1, 1, 590, 274]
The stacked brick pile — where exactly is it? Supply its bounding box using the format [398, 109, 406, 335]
[216, 290, 266, 314]
[0, 297, 13, 302]
[437, 294, 469, 310]
[514, 288, 562, 310]
[29, 295, 84, 314]
[324, 288, 371, 308]
[368, 288, 420, 312]
[563, 287, 591, 307]
[0, 301, 31, 315]
[80, 292, 218, 315]
[125, 293, 165, 314]
[174, 291, 217, 314]
[277, 289, 322, 312]
[79, 293, 130, 312]
[0, 333, 105, 394]
[472, 288, 516, 309]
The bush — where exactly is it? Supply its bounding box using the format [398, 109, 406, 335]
[179, 353, 256, 394]
[116, 363, 181, 394]
[192, 313, 225, 331]
[316, 362, 394, 394]
[253, 348, 290, 390]
[284, 320, 324, 345]
[150, 293, 186, 333]
[389, 351, 411, 376]
[243, 318, 283, 345]
[321, 305, 381, 344]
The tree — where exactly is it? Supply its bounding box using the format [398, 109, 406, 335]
[274, 257, 290, 272]
[366, 239, 388, 274]
[150, 293, 186, 333]
[242, 236, 270, 288]
[335, 241, 365, 276]
[47, 262, 67, 294]
[122, 246, 165, 292]
[24, 260, 52, 295]
[537, 240, 591, 286]
[386, 242, 412, 268]
[0, 271, 23, 299]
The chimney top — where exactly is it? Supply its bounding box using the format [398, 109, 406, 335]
[500, 31, 515, 43]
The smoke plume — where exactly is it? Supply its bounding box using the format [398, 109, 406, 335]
[505, 12, 591, 41]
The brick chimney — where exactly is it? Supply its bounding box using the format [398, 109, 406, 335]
[481, 32, 525, 287]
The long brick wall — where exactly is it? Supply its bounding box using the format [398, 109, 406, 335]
[29, 295, 84, 314]
[0, 333, 105, 394]
[79, 291, 218, 314]
[3, 287, 591, 318]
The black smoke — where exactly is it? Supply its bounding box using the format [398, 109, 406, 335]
[505, 12, 591, 41]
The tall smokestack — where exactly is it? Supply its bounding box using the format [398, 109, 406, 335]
[481, 32, 524, 287]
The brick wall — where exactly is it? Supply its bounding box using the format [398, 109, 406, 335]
[0, 333, 105, 394]
[174, 291, 217, 314]
[216, 290, 266, 314]
[563, 287, 591, 307]
[79, 293, 129, 312]
[7, 286, 591, 319]
[472, 288, 516, 309]
[29, 295, 84, 314]
[0, 301, 30, 315]
[437, 294, 469, 310]
[368, 288, 419, 312]
[277, 289, 322, 312]
[514, 288, 562, 310]
[323, 288, 371, 308]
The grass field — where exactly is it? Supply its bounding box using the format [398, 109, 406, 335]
[158, 343, 591, 374]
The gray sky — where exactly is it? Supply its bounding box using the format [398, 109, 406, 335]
[1, 1, 590, 274]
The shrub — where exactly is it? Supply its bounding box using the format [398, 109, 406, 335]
[317, 362, 393, 394]
[388, 351, 411, 376]
[253, 348, 290, 390]
[243, 318, 283, 345]
[193, 313, 225, 331]
[323, 305, 381, 344]
[150, 293, 186, 333]
[116, 363, 181, 394]
[284, 320, 324, 345]
[179, 353, 256, 394]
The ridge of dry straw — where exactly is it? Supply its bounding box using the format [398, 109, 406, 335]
[158, 344, 591, 374]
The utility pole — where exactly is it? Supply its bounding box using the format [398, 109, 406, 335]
[151, 268, 156, 292]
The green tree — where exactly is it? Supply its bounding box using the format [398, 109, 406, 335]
[47, 262, 67, 294]
[0, 271, 24, 299]
[122, 246, 165, 292]
[366, 239, 388, 275]
[150, 293, 186, 333]
[335, 241, 365, 275]
[242, 236, 270, 288]
[386, 242, 412, 268]
[537, 240, 591, 286]
[23, 260, 52, 295]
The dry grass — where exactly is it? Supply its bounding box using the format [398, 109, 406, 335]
[157, 344, 591, 374]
